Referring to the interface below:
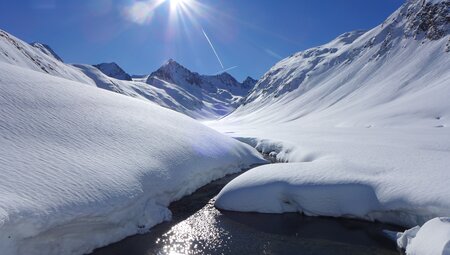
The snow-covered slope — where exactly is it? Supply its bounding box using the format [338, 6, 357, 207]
[0, 30, 93, 84]
[30, 42, 63, 62]
[146, 59, 255, 118]
[209, 0, 450, 252]
[0, 61, 264, 255]
[93, 62, 132, 81]
[232, 0, 449, 127]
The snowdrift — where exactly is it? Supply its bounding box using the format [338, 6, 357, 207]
[0, 62, 264, 255]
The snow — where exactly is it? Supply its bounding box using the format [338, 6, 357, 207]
[0, 0, 447, 253]
[30, 42, 64, 62]
[216, 161, 383, 216]
[214, 129, 450, 227]
[0, 61, 265, 255]
[398, 218, 450, 255]
[0, 30, 93, 85]
[210, 0, 449, 250]
[397, 226, 421, 250]
[73, 63, 237, 119]
[146, 59, 256, 119]
[0, 30, 255, 120]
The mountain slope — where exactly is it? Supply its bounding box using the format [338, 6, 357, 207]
[209, 0, 450, 250]
[232, 0, 449, 127]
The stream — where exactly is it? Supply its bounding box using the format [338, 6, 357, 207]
[91, 165, 405, 255]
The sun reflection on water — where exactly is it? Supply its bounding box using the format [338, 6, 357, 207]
[156, 201, 231, 254]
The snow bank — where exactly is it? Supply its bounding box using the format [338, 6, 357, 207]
[398, 218, 450, 255]
[215, 154, 450, 227]
[216, 161, 381, 216]
[0, 62, 265, 255]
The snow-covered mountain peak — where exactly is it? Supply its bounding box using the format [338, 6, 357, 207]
[93, 62, 132, 81]
[162, 58, 184, 70]
[162, 58, 191, 72]
[149, 59, 198, 85]
[144, 59, 257, 118]
[148, 59, 254, 91]
[213, 72, 240, 87]
[30, 42, 63, 62]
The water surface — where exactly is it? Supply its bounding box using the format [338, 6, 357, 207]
[91, 172, 404, 255]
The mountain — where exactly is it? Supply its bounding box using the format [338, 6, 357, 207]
[230, 0, 449, 127]
[241, 76, 258, 90]
[0, 29, 256, 119]
[145, 59, 256, 118]
[94, 62, 132, 81]
[147, 59, 254, 98]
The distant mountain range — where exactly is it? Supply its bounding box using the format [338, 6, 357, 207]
[0, 0, 448, 124]
[0, 30, 256, 119]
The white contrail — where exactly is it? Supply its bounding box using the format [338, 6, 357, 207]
[215, 66, 238, 75]
[202, 29, 224, 69]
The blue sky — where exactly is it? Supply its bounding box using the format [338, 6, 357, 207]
[1, 0, 404, 81]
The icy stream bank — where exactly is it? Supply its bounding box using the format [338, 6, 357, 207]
[91, 162, 403, 255]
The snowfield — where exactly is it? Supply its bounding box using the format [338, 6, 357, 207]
[211, 0, 450, 253]
[0, 62, 265, 255]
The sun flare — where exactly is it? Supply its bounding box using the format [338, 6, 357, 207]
[170, 0, 193, 11]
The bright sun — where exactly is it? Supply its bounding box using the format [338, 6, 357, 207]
[170, 0, 192, 10]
